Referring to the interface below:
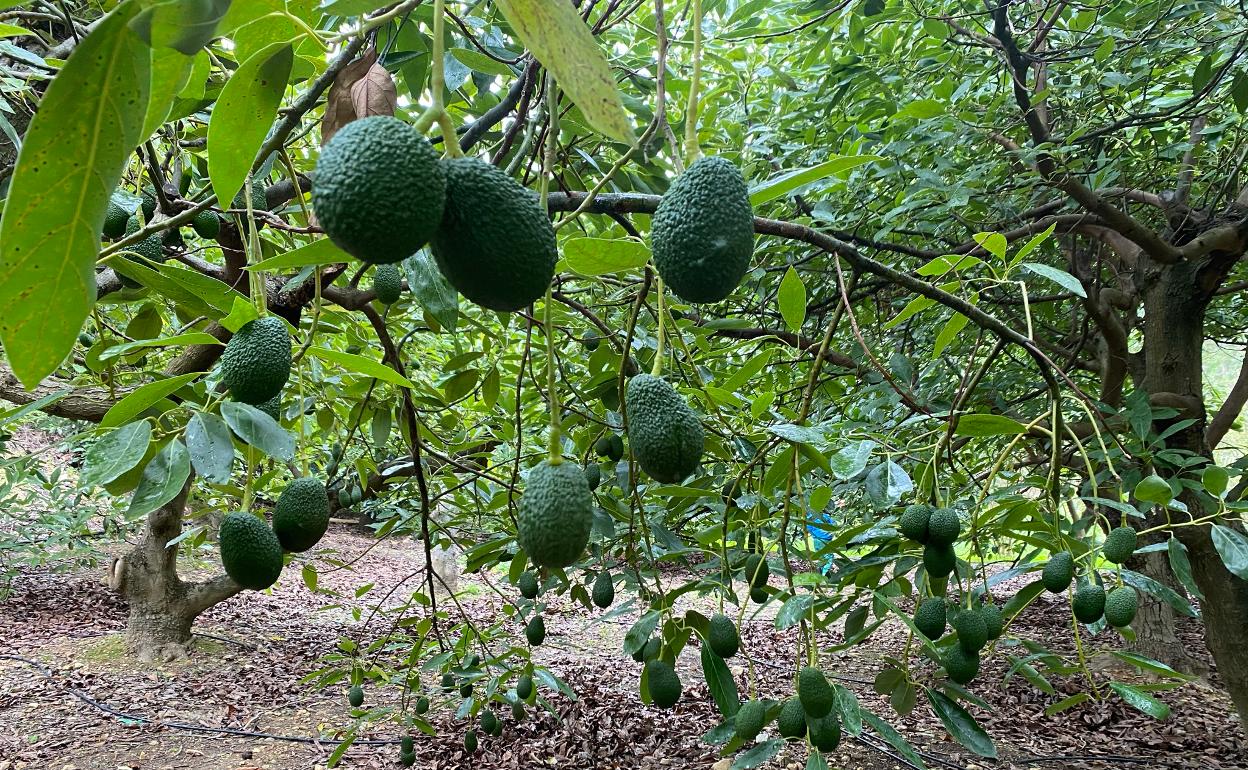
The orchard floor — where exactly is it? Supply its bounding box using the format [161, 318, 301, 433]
[0, 526, 1245, 770]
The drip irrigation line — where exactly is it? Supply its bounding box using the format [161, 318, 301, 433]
[0, 654, 1195, 768]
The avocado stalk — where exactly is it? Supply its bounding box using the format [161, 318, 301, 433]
[541, 76, 563, 464]
[652, 275, 667, 377]
[412, 0, 464, 158]
[683, 0, 705, 167]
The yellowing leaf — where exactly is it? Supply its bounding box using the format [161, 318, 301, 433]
[494, 0, 634, 145]
[0, 3, 150, 387]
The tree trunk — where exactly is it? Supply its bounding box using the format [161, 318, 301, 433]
[1140, 257, 1248, 726]
[112, 479, 242, 662]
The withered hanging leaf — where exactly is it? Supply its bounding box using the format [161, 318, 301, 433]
[349, 62, 397, 122]
[321, 48, 379, 143]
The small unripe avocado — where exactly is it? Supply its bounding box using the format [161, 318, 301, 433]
[749, 586, 769, 604]
[707, 614, 740, 658]
[808, 713, 842, 752]
[313, 116, 446, 264]
[914, 597, 947, 640]
[650, 156, 755, 303]
[414, 696, 429, 714]
[372, 263, 403, 305]
[582, 331, 600, 350]
[518, 461, 592, 569]
[480, 708, 501, 736]
[272, 476, 330, 553]
[592, 571, 615, 608]
[923, 542, 956, 578]
[348, 684, 364, 708]
[220, 316, 292, 405]
[625, 374, 705, 484]
[585, 462, 602, 491]
[1103, 526, 1137, 564]
[401, 736, 414, 754]
[943, 645, 980, 684]
[743, 554, 770, 589]
[511, 702, 526, 721]
[430, 157, 557, 310]
[798, 666, 833, 718]
[525, 615, 546, 646]
[979, 601, 1004, 640]
[464, 730, 478, 752]
[192, 210, 221, 239]
[104, 197, 130, 239]
[926, 508, 961, 546]
[734, 699, 768, 740]
[1072, 582, 1106, 623]
[595, 433, 624, 461]
[632, 636, 661, 662]
[459, 681, 473, 697]
[1104, 586, 1138, 627]
[1042, 552, 1075, 593]
[777, 697, 807, 739]
[899, 504, 932, 543]
[645, 659, 681, 708]
[256, 393, 282, 422]
[517, 571, 540, 599]
[516, 674, 534, 700]
[399, 750, 415, 767]
[441, 673, 455, 692]
[952, 607, 989, 652]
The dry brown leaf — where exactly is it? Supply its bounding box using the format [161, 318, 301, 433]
[321, 48, 380, 144]
[349, 63, 397, 122]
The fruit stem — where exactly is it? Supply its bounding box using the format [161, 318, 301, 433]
[682, 0, 704, 166]
[544, 287, 561, 464]
[651, 276, 666, 377]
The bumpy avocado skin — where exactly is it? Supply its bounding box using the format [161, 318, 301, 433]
[625, 374, 705, 484]
[219, 512, 284, 590]
[430, 157, 557, 311]
[273, 476, 330, 553]
[219, 316, 292, 405]
[650, 156, 755, 303]
[312, 116, 446, 264]
[372, 263, 403, 305]
[517, 461, 592, 569]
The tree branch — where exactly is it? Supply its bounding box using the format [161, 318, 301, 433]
[1209, 347, 1248, 448]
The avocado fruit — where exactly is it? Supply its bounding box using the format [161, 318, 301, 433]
[625, 374, 704, 484]
[517, 570, 540, 599]
[808, 713, 842, 752]
[952, 606, 989, 652]
[899, 503, 932, 543]
[1042, 551, 1075, 593]
[926, 508, 961, 546]
[525, 615, 546, 646]
[798, 666, 833, 718]
[942, 644, 979, 684]
[734, 699, 767, 740]
[1103, 526, 1137, 564]
[272, 476, 330, 552]
[914, 597, 946, 639]
[430, 157, 556, 311]
[706, 613, 739, 658]
[1072, 581, 1106, 623]
[372, 263, 403, 305]
[650, 156, 755, 303]
[1104, 586, 1138, 627]
[592, 571, 615, 608]
[777, 697, 807, 739]
[192, 209, 221, 239]
[219, 316, 292, 405]
[219, 512, 284, 590]
[312, 116, 446, 264]
[348, 684, 364, 707]
[517, 460, 592, 569]
[645, 659, 681, 708]
[923, 542, 956, 578]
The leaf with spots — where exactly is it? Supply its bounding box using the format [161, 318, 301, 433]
[0, 2, 150, 387]
[207, 41, 293, 207]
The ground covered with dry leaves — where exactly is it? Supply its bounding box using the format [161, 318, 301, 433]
[1, 523, 1245, 770]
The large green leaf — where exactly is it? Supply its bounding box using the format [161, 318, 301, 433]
[81, 420, 152, 487]
[1210, 524, 1248, 580]
[1166, 536, 1204, 600]
[142, 44, 195, 140]
[925, 689, 997, 758]
[0, 2, 150, 387]
[310, 347, 415, 389]
[403, 251, 458, 332]
[220, 400, 294, 461]
[699, 645, 740, 718]
[185, 411, 235, 484]
[126, 440, 191, 517]
[749, 155, 881, 206]
[101, 372, 203, 428]
[777, 266, 806, 332]
[131, 0, 231, 55]
[731, 739, 784, 769]
[954, 414, 1027, 436]
[493, 0, 634, 145]
[207, 41, 293, 206]
[562, 237, 649, 276]
[860, 709, 927, 769]
[248, 238, 351, 271]
[1120, 569, 1197, 618]
[1108, 681, 1170, 720]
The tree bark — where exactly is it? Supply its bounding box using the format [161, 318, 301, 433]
[1140, 257, 1248, 726]
[113, 479, 242, 662]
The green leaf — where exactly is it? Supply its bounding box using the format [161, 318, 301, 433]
[101, 372, 203, 428]
[1044, 692, 1089, 716]
[1166, 536, 1204, 600]
[895, 98, 944, 120]
[731, 739, 784, 769]
[131, 0, 231, 55]
[1210, 525, 1248, 580]
[883, 295, 935, 328]
[777, 266, 806, 332]
[916, 254, 983, 277]
[973, 232, 1007, 260]
[830, 439, 874, 480]
[126, 440, 191, 517]
[1020, 262, 1086, 298]
[207, 41, 293, 206]
[1108, 681, 1170, 720]
[81, 421, 152, 487]
[623, 610, 660, 654]
[1120, 569, 1197, 618]
[220, 400, 294, 461]
[493, 0, 634, 145]
[0, 390, 71, 429]
[563, 237, 650, 275]
[310, 347, 415, 389]
[327, 732, 356, 769]
[861, 709, 927, 769]
[1134, 474, 1173, 504]
[925, 689, 996, 758]
[0, 2, 150, 387]
[1110, 651, 1192, 681]
[833, 683, 862, 735]
[775, 594, 814, 630]
[219, 296, 260, 334]
[933, 312, 968, 358]
[954, 414, 1027, 437]
[865, 460, 912, 508]
[767, 423, 823, 446]
[1202, 465, 1230, 498]
[748, 156, 881, 206]
[184, 412, 234, 484]
[450, 47, 516, 77]
[1010, 223, 1057, 265]
[141, 41, 195, 140]
[0, 22, 34, 38]
[248, 238, 351, 270]
[403, 250, 458, 332]
[99, 332, 222, 362]
[699, 645, 740, 718]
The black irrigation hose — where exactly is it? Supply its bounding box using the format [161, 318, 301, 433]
[0, 654, 1196, 768]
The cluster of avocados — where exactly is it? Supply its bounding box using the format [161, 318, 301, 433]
[898, 503, 962, 580]
[218, 475, 331, 590]
[1041, 524, 1139, 628]
[732, 665, 842, 752]
[312, 115, 558, 313]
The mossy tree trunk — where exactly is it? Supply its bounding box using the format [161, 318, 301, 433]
[112, 479, 241, 662]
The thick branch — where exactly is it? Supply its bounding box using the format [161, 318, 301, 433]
[1209, 348, 1248, 449]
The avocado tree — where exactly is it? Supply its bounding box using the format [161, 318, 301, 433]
[1, 0, 1246, 764]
